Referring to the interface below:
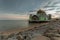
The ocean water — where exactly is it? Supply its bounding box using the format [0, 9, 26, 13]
[0, 20, 29, 31]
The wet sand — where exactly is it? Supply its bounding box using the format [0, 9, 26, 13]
[0, 18, 56, 35]
[2, 22, 48, 35]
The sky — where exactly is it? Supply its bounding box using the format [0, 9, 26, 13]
[0, 0, 60, 20]
[0, 0, 48, 13]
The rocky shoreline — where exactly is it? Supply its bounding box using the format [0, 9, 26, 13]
[1, 18, 60, 40]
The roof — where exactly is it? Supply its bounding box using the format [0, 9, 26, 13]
[37, 9, 46, 14]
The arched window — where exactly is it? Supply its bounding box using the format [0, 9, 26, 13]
[32, 15, 39, 20]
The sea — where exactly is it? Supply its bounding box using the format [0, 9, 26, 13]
[0, 20, 29, 31]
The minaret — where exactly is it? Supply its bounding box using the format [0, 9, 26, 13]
[30, 14, 33, 20]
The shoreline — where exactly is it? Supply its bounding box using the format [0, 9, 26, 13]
[0, 18, 58, 35]
[1, 22, 49, 35]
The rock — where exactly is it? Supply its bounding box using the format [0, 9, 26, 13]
[53, 37, 60, 40]
[31, 35, 50, 40]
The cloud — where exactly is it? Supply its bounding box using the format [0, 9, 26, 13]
[0, 14, 29, 20]
[0, 0, 60, 19]
[32, 0, 60, 18]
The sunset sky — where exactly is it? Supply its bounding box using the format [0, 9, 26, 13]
[0, 0, 60, 20]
